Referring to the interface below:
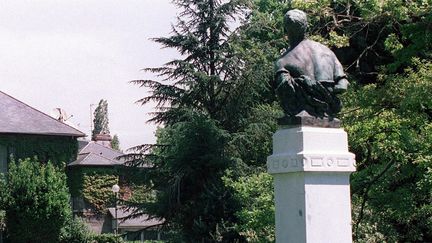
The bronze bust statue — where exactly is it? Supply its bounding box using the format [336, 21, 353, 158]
[275, 9, 348, 126]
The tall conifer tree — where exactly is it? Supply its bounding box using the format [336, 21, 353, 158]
[130, 0, 250, 241]
[133, 0, 251, 131]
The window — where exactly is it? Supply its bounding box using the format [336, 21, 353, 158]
[0, 145, 7, 174]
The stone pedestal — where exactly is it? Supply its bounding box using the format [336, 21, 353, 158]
[267, 126, 356, 243]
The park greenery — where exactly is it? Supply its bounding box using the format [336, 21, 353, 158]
[0, 158, 71, 243]
[0, 158, 124, 243]
[129, 0, 432, 242]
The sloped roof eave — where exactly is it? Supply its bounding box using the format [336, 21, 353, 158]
[0, 91, 86, 137]
[0, 131, 85, 137]
[68, 151, 123, 167]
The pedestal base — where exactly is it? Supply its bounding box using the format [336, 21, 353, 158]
[267, 126, 356, 243]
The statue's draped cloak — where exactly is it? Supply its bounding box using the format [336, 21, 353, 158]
[276, 39, 345, 83]
[275, 39, 346, 118]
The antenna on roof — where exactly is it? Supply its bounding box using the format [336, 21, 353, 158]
[90, 104, 96, 138]
[50, 108, 73, 122]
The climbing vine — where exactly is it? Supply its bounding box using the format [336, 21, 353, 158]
[0, 134, 78, 165]
[82, 173, 118, 213]
[68, 167, 120, 213]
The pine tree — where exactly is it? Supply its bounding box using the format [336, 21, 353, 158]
[129, 0, 252, 241]
[132, 0, 253, 131]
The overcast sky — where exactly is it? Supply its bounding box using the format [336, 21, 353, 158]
[0, 0, 179, 149]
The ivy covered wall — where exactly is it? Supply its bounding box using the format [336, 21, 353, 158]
[0, 134, 78, 165]
[68, 167, 120, 214]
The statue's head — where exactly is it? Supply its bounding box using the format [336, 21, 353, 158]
[284, 9, 308, 43]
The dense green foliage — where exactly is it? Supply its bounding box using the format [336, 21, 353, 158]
[0, 134, 78, 165]
[0, 158, 71, 243]
[224, 172, 274, 242]
[345, 59, 432, 242]
[230, 0, 432, 242]
[90, 233, 124, 243]
[131, 0, 432, 242]
[0, 210, 5, 232]
[60, 218, 125, 243]
[132, 114, 242, 241]
[129, 0, 263, 241]
[60, 218, 94, 243]
[82, 173, 118, 213]
[132, 0, 263, 131]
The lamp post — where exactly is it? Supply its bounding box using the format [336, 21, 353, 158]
[112, 184, 120, 235]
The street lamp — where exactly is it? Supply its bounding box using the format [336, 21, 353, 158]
[112, 184, 120, 235]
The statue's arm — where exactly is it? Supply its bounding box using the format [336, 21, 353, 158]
[333, 59, 349, 93]
[274, 58, 295, 91]
[334, 77, 349, 93]
[275, 68, 294, 91]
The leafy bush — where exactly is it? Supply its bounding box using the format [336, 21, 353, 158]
[60, 218, 124, 243]
[0, 158, 71, 243]
[225, 172, 275, 242]
[60, 217, 93, 243]
[90, 233, 124, 243]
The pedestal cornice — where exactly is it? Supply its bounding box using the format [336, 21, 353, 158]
[267, 126, 356, 174]
[267, 152, 356, 174]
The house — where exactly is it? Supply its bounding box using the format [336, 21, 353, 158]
[0, 90, 85, 172]
[68, 135, 165, 241]
[0, 90, 161, 241]
[67, 136, 125, 234]
[108, 207, 164, 241]
[0, 90, 85, 243]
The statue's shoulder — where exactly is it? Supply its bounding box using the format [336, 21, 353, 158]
[275, 49, 290, 69]
[304, 39, 337, 57]
[304, 39, 333, 51]
[275, 40, 313, 70]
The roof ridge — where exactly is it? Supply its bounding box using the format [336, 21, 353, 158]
[0, 90, 85, 137]
[87, 152, 122, 164]
[86, 141, 124, 155]
[79, 142, 91, 153]
[78, 152, 91, 156]
[79, 153, 93, 165]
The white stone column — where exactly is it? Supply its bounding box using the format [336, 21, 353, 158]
[267, 126, 356, 243]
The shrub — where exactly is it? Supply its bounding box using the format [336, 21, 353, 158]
[90, 233, 124, 243]
[0, 158, 71, 243]
[60, 217, 93, 243]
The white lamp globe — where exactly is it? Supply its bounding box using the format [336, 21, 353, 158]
[112, 184, 120, 193]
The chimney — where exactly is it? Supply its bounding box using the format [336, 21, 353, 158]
[93, 134, 112, 148]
